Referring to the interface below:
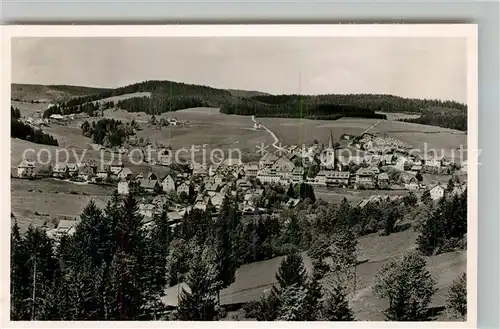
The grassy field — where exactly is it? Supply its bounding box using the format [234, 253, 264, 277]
[92, 92, 152, 104]
[162, 228, 466, 321]
[376, 111, 422, 121]
[10, 178, 113, 232]
[11, 100, 48, 118]
[103, 107, 275, 160]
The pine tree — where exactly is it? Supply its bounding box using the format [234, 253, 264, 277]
[319, 284, 354, 321]
[445, 272, 467, 320]
[275, 253, 307, 291]
[177, 253, 219, 321]
[373, 250, 437, 321]
[10, 221, 31, 320]
[276, 284, 309, 321]
[304, 265, 323, 320]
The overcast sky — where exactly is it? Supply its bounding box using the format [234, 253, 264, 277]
[12, 37, 467, 103]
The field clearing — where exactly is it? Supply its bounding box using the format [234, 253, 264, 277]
[103, 107, 275, 158]
[11, 101, 48, 118]
[315, 188, 410, 205]
[10, 178, 112, 232]
[376, 111, 421, 121]
[163, 229, 466, 321]
[93, 92, 152, 104]
[260, 117, 374, 146]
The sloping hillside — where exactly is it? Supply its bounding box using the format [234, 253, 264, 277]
[11, 83, 110, 102]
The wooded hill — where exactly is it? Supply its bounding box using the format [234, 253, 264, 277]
[26, 80, 466, 125]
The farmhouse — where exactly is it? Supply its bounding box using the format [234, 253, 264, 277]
[429, 184, 445, 200]
[118, 167, 133, 180]
[259, 153, 279, 168]
[96, 166, 109, 179]
[52, 163, 69, 178]
[139, 179, 161, 194]
[377, 173, 390, 189]
[138, 203, 156, 218]
[404, 177, 420, 190]
[109, 160, 124, 176]
[162, 175, 176, 193]
[17, 160, 36, 178]
[118, 180, 130, 195]
[77, 166, 95, 181]
[291, 167, 305, 183]
[257, 168, 281, 184]
[67, 163, 79, 177]
[244, 163, 259, 178]
[47, 219, 78, 240]
[177, 182, 190, 195]
[423, 155, 444, 169]
[322, 171, 350, 187]
[355, 168, 375, 189]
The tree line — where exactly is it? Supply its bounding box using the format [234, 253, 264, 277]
[80, 118, 134, 147]
[398, 109, 467, 131]
[10, 183, 467, 321]
[11, 106, 59, 146]
[40, 80, 465, 121]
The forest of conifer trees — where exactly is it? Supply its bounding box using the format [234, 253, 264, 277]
[10, 184, 467, 321]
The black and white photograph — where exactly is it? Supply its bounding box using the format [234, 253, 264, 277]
[4, 25, 477, 324]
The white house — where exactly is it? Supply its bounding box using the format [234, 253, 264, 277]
[139, 203, 155, 218]
[257, 168, 281, 184]
[162, 175, 176, 193]
[118, 180, 130, 195]
[461, 160, 468, 172]
[96, 166, 109, 179]
[177, 182, 190, 195]
[47, 219, 78, 240]
[52, 163, 69, 178]
[430, 184, 445, 200]
[17, 160, 36, 178]
[424, 156, 444, 169]
[244, 164, 259, 177]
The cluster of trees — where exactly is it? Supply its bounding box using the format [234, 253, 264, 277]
[11, 194, 169, 320]
[249, 94, 466, 113]
[11, 107, 59, 146]
[11, 106, 21, 119]
[417, 188, 467, 255]
[399, 109, 467, 131]
[10, 183, 468, 321]
[80, 118, 134, 147]
[43, 101, 103, 118]
[221, 101, 387, 120]
[116, 95, 208, 115]
[36, 79, 465, 122]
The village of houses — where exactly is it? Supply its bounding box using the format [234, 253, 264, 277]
[15, 130, 468, 240]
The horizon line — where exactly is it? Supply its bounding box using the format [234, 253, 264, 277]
[10, 80, 467, 105]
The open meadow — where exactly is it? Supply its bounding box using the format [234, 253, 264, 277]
[10, 178, 113, 232]
[162, 229, 466, 321]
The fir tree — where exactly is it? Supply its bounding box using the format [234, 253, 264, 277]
[373, 250, 437, 321]
[319, 284, 354, 321]
[177, 253, 219, 321]
[276, 284, 309, 321]
[445, 272, 467, 320]
[275, 253, 308, 291]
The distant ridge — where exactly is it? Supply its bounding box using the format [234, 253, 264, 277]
[13, 80, 467, 130]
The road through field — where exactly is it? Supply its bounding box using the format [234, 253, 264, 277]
[252, 115, 286, 152]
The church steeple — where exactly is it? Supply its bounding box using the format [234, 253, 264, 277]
[328, 130, 334, 150]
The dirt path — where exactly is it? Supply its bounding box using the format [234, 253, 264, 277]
[252, 115, 286, 153]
